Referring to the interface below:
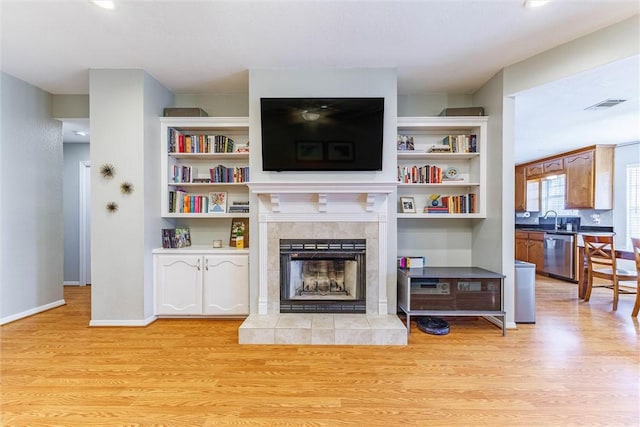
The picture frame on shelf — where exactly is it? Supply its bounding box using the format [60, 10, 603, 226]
[400, 197, 416, 213]
[208, 191, 227, 213]
[397, 135, 414, 151]
[229, 217, 249, 248]
[175, 227, 191, 248]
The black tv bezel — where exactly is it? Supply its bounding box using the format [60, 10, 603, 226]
[260, 97, 385, 172]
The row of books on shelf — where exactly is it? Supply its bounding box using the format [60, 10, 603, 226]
[424, 194, 477, 214]
[427, 134, 477, 153]
[398, 256, 425, 269]
[398, 165, 444, 184]
[171, 165, 250, 184]
[168, 191, 250, 214]
[162, 227, 191, 248]
[168, 128, 237, 153]
[210, 165, 249, 183]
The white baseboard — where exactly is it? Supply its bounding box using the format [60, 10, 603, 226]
[63, 281, 83, 286]
[0, 299, 66, 325]
[89, 315, 157, 327]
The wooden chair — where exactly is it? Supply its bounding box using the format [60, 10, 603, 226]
[582, 234, 637, 311]
[631, 237, 640, 317]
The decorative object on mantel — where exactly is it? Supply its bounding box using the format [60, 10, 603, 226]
[120, 181, 134, 194]
[100, 163, 115, 179]
[106, 201, 118, 213]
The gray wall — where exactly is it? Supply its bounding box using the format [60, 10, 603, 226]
[1, 72, 64, 323]
[63, 143, 90, 283]
[89, 69, 173, 325]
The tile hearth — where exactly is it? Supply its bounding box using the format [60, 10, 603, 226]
[239, 313, 407, 345]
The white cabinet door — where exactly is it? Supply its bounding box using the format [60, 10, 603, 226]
[155, 255, 203, 315]
[203, 255, 249, 315]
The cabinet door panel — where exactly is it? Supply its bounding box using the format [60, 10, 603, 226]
[514, 166, 526, 212]
[565, 151, 594, 208]
[515, 237, 528, 262]
[528, 240, 545, 273]
[543, 158, 564, 173]
[155, 255, 203, 315]
[526, 163, 543, 178]
[203, 255, 249, 315]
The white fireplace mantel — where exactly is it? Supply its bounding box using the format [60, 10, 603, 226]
[249, 181, 395, 316]
[249, 182, 397, 214]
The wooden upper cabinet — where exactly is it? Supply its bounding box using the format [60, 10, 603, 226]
[515, 165, 526, 212]
[526, 162, 544, 178]
[543, 158, 564, 174]
[564, 146, 613, 209]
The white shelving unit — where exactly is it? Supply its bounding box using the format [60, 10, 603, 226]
[396, 117, 487, 219]
[160, 117, 250, 218]
[156, 118, 251, 318]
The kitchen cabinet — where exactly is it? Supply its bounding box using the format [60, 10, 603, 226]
[515, 165, 526, 212]
[154, 249, 249, 316]
[515, 231, 545, 273]
[526, 162, 544, 178]
[514, 166, 540, 212]
[203, 255, 249, 315]
[564, 146, 614, 209]
[543, 158, 564, 174]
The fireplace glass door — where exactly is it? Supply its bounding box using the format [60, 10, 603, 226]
[280, 239, 366, 313]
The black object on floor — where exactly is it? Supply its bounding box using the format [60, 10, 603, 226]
[416, 316, 450, 335]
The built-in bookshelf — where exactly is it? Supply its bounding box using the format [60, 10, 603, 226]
[160, 117, 250, 218]
[396, 117, 487, 219]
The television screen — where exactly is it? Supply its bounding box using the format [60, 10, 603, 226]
[260, 97, 384, 171]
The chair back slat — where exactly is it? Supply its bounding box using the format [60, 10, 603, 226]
[583, 234, 617, 271]
[632, 237, 640, 273]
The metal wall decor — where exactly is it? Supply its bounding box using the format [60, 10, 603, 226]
[120, 181, 134, 194]
[106, 202, 119, 213]
[100, 163, 116, 179]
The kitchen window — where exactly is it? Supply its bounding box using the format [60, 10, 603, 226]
[540, 174, 578, 216]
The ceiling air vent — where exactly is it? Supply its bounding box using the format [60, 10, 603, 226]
[585, 98, 628, 110]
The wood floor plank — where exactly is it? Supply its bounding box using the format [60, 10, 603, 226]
[2, 276, 639, 426]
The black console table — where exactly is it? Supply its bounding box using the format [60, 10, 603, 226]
[397, 267, 506, 336]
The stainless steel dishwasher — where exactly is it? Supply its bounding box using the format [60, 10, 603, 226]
[543, 232, 576, 281]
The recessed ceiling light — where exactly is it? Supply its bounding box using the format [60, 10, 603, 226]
[524, 0, 551, 8]
[74, 131, 89, 136]
[92, 1, 115, 10]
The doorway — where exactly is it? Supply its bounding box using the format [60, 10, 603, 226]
[79, 161, 91, 285]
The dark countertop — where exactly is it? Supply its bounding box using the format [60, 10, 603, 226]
[515, 224, 614, 235]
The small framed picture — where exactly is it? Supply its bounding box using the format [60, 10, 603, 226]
[400, 197, 416, 213]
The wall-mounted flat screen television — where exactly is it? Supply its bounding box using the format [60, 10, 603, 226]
[260, 97, 384, 171]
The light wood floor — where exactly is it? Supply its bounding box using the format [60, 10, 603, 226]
[2, 276, 639, 427]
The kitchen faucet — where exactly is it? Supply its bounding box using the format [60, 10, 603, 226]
[542, 210, 558, 231]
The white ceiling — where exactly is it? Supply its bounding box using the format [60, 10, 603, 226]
[1, 1, 638, 161]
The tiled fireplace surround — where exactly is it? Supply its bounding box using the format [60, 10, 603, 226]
[239, 182, 407, 345]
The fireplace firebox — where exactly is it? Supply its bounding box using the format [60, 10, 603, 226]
[280, 239, 366, 313]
